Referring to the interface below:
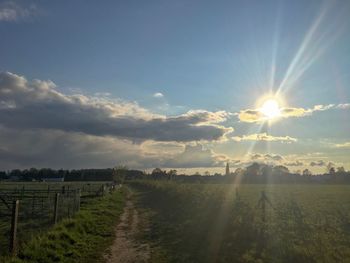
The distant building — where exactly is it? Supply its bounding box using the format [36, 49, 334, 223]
[42, 177, 64, 182]
[225, 162, 230, 176]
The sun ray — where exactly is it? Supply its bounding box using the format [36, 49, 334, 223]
[275, 1, 346, 98]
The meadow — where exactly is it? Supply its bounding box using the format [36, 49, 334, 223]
[131, 181, 350, 263]
[0, 181, 114, 258]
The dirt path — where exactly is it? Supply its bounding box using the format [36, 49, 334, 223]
[105, 193, 150, 263]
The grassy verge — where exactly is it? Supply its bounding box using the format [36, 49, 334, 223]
[2, 187, 126, 263]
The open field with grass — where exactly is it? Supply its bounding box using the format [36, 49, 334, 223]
[0, 181, 117, 258]
[1, 185, 126, 263]
[131, 181, 350, 263]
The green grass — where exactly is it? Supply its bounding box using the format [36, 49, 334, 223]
[1, 187, 126, 263]
[0, 181, 114, 255]
[131, 181, 350, 263]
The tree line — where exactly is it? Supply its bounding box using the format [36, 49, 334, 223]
[1, 162, 349, 184]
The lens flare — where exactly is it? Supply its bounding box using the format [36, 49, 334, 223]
[260, 99, 281, 119]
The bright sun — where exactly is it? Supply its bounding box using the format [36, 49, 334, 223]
[260, 99, 281, 119]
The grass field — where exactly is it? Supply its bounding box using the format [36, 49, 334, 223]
[1, 185, 126, 263]
[0, 181, 115, 257]
[131, 181, 350, 263]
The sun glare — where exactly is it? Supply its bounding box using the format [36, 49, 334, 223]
[260, 99, 281, 119]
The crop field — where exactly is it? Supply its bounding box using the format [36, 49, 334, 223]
[132, 181, 350, 263]
[0, 181, 113, 256]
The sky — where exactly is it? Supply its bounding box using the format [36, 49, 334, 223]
[0, 0, 350, 174]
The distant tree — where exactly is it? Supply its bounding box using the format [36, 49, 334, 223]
[302, 169, 312, 176]
[261, 165, 273, 177]
[336, 166, 345, 173]
[9, 169, 22, 179]
[327, 162, 335, 174]
[29, 168, 39, 180]
[234, 168, 244, 176]
[167, 169, 177, 180]
[151, 168, 167, 179]
[273, 165, 289, 176]
[329, 167, 336, 175]
[0, 171, 7, 180]
[152, 168, 163, 174]
[246, 162, 261, 177]
[294, 170, 301, 175]
[113, 165, 128, 183]
[204, 171, 210, 176]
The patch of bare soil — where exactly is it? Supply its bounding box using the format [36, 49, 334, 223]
[104, 193, 150, 263]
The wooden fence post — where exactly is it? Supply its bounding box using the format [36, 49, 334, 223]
[76, 189, 81, 212]
[10, 200, 19, 256]
[31, 192, 35, 217]
[53, 193, 59, 224]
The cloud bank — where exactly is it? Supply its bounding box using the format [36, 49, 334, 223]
[0, 126, 229, 170]
[0, 72, 232, 142]
[0, 71, 234, 169]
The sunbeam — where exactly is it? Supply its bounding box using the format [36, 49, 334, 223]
[276, 1, 345, 97]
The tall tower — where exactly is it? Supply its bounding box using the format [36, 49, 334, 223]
[225, 162, 230, 176]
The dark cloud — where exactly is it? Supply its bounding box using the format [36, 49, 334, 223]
[0, 126, 227, 170]
[0, 72, 232, 142]
[310, 160, 327, 167]
[251, 153, 283, 162]
[251, 154, 262, 160]
[265, 154, 283, 161]
[0, 71, 236, 169]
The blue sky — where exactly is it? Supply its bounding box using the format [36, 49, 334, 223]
[0, 0, 350, 173]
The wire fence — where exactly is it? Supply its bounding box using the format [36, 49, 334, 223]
[0, 182, 116, 256]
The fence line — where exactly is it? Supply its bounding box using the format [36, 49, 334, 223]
[0, 182, 116, 256]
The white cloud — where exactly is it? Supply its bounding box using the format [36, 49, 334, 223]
[336, 104, 350, 109]
[284, 160, 304, 166]
[249, 153, 284, 163]
[232, 133, 297, 143]
[0, 2, 38, 22]
[334, 142, 350, 148]
[238, 103, 349, 123]
[153, 92, 164, 98]
[94, 92, 111, 97]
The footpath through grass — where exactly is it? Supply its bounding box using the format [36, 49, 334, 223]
[2, 187, 126, 263]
